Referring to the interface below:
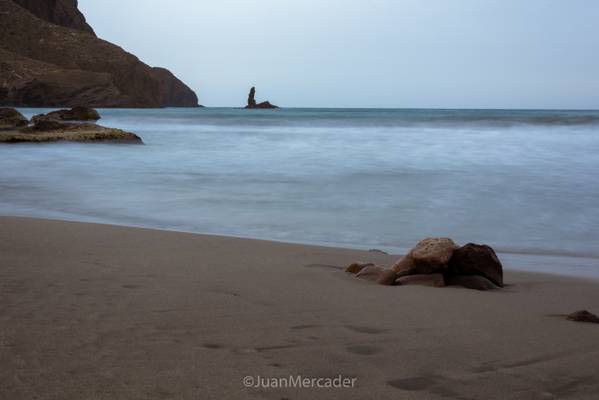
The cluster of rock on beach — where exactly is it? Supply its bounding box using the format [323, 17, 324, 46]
[347, 238, 504, 290]
[348, 237, 599, 324]
[0, 107, 142, 143]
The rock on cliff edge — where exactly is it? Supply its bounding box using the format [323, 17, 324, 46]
[0, 0, 199, 108]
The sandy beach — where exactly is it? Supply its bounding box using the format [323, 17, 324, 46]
[1, 216, 599, 399]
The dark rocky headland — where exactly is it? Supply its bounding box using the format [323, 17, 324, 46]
[0, 0, 199, 108]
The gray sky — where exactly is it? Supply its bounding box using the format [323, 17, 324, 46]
[79, 0, 599, 109]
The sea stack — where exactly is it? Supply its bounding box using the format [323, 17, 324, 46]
[245, 87, 278, 109]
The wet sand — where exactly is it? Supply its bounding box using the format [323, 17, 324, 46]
[1, 216, 599, 399]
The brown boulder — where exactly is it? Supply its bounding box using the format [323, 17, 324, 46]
[396, 273, 445, 287]
[355, 266, 385, 282]
[376, 269, 397, 286]
[410, 237, 456, 268]
[448, 243, 503, 287]
[0, 107, 28, 129]
[345, 262, 374, 274]
[392, 254, 416, 273]
[392, 238, 456, 274]
[445, 275, 500, 291]
[566, 310, 599, 324]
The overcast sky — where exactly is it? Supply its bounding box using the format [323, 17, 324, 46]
[79, 0, 599, 109]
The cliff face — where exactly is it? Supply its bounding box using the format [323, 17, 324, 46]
[151, 67, 201, 108]
[0, 0, 199, 107]
[12, 0, 95, 36]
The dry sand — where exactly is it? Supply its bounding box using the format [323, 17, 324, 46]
[1, 216, 599, 399]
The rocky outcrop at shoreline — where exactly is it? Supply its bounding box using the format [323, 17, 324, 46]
[0, 107, 28, 129]
[0, 0, 199, 108]
[31, 106, 100, 123]
[347, 237, 504, 290]
[3, 124, 143, 144]
[0, 107, 142, 143]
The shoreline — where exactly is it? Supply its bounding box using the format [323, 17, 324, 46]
[2, 216, 599, 399]
[2, 214, 599, 281]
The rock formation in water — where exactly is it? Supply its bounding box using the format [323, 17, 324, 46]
[247, 87, 257, 108]
[245, 86, 278, 109]
[0, 0, 199, 108]
[1, 124, 143, 143]
[0, 107, 142, 143]
[0, 107, 28, 129]
[32, 106, 100, 123]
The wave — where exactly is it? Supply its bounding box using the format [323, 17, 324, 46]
[494, 246, 599, 260]
[18, 107, 599, 130]
[96, 108, 599, 129]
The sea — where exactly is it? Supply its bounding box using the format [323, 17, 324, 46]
[2, 108, 599, 278]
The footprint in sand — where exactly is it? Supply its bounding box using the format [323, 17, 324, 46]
[290, 324, 320, 330]
[387, 376, 433, 391]
[387, 375, 460, 398]
[122, 284, 140, 289]
[255, 344, 300, 352]
[345, 325, 388, 334]
[346, 344, 382, 355]
[203, 343, 225, 349]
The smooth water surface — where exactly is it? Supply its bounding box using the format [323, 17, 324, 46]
[2, 108, 599, 277]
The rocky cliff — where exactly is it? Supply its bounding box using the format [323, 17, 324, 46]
[12, 0, 95, 35]
[0, 0, 199, 107]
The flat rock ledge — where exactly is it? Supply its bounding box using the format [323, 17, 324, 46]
[1, 124, 142, 144]
[0, 107, 142, 144]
